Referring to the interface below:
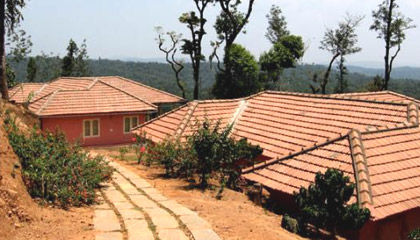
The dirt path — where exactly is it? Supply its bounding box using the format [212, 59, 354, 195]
[89, 147, 304, 240]
[94, 156, 220, 240]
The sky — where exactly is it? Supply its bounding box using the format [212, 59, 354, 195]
[19, 0, 420, 68]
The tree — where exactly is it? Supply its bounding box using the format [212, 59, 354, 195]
[334, 55, 349, 93]
[26, 56, 36, 82]
[61, 39, 90, 77]
[259, 35, 304, 87]
[5, 62, 15, 87]
[366, 75, 384, 92]
[179, 0, 213, 100]
[155, 27, 186, 99]
[211, 0, 256, 99]
[0, 0, 27, 100]
[294, 169, 371, 237]
[265, 5, 289, 44]
[314, 14, 363, 94]
[370, 0, 416, 90]
[212, 44, 260, 99]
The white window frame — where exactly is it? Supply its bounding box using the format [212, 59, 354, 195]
[123, 116, 139, 134]
[83, 119, 100, 138]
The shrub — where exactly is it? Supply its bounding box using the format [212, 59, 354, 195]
[294, 168, 370, 236]
[408, 228, 420, 240]
[4, 114, 113, 208]
[281, 214, 300, 234]
[131, 132, 148, 164]
[118, 147, 129, 161]
[190, 119, 262, 192]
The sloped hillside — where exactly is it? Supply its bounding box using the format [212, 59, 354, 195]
[0, 101, 38, 239]
[0, 101, 94, 240]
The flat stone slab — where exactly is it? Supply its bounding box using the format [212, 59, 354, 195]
[95, 232, 123, 240]
[104, 190, 127, 203]
[128, 227, 154, 240]
[94, 210, 121, 232]
[131, 195, 159, 209]
[151, 215, 179, 230]
[148, 193, 168, 202]
[142, 187, 160, 195]
[144, 207, 171, 218]
[180, 215, 211, 230]
[131, 178, 152, 188]
[190, 229, 221, 240]
[119, 209, 144, 220]
[158, 229, 189, 240]
[113, 201, 135, 211]
[125, 219, 148, 230]
[94, 199, 111, 210]
[160, 200, 197, 216]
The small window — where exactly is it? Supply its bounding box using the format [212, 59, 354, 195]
[124, 116, 139, 133]
[83, 119, 100, 138]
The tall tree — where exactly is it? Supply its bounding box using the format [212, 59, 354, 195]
[259, 35, 304, 88]
[61, 39, 90, 77]
[179, 0, 213, 100]
[155, 27, 186, 99]
[313, 14, 363, 94]
[334, 55, 349, 93]
[212, 0, 256, 99]
[265, 5, 289, 44]
[0, 0, 26, 100]
[26, 56, 36, 82]
[370, 0, 416, 90]
[213, 44, 260, 99]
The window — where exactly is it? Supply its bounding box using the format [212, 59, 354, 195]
[124, 116, 139, 133]
[83, 119, 100, 137]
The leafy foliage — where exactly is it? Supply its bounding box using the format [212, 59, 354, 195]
[212, 44, 261, 99]
[4, 112, 113, 208]
[370, 0, 416, 90]
[294, 169, 370, 235]
[61, 39, 90, 77]
[314, 14, 363, 94]
[265, 5, 290, 44]
[26, 56, 36, 82]
[408, 228, 420, 240]
[260, 35, 305, 86]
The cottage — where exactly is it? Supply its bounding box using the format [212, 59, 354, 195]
[9, 76, 186, 146]
[133, 90, 420, 240]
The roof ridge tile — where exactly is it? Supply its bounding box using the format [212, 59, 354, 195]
[175, 101, 199, 139]
[96, 79, 158, 109]
[112, 76, 186, 102]
[242, 133, 348, 174]
[36, 90, 60, 115]
[228, 99, 247, 135]
[348, 129, 374, 210]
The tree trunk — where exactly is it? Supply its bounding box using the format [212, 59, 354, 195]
[193, 61, 200, 100]
[321, 53, 339, 94]
[383, 0, 394, 90]
[0, 0, 8, 100]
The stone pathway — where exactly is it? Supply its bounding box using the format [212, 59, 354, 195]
[94, 157, 221, 240]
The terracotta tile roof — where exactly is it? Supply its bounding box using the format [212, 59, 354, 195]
[29, 81, 157, 117]
[329, 90, 420, 104]
[135, 91, 408, 159]
[136, 99, 242, 143]
[99, 76, 186, 104]
[136, 90, 420, 220]
[9, 83, 46, 103]
[9, 76, 186, 117]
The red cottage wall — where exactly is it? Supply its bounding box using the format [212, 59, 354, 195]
[41, 114, 146, 146]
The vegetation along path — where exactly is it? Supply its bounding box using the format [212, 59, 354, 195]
[93, 154, 221, 240]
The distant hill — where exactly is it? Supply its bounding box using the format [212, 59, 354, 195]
[8, 57, 420, 100]
[348, 65, 420, 80]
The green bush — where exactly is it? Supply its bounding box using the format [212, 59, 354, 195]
[294, 168, 370, 236]
[118, 147, 129, 160]
[408, 228, 420, 240]
[4, 114, 113, 208]
[281, 214, 300, 234]
[190, 119, 262, 192]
